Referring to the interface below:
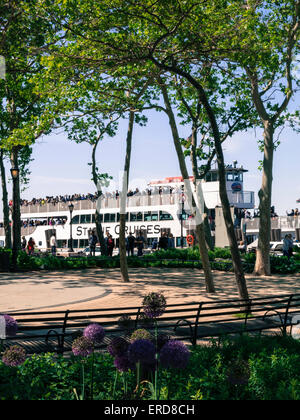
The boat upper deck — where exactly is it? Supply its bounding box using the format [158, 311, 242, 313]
[18, 190, 255, 216]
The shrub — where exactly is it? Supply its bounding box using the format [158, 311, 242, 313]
[0, 336, 300, 400]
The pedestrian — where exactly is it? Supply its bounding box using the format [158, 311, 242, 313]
[127, 233, 136, 257]
[21, 236, 27, 253]
[151, 239, 158, 252]
[107, 234, 115, 257]
[89, 231, 98, 257]
[136, 232, 145, 257]
[283, 234, 292, 260]
[168, 233, 175, 249]
[27, 237, 35, 256]
[158, 233, 169, 250]
[50, 233, 57, 256]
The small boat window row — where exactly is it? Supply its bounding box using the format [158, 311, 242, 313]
[71, 211, 174, 225]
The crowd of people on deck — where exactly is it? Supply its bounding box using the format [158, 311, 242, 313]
[21, 217, 67, 228]
[18, 186, 184, 208]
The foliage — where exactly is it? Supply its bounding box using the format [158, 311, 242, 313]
[1, 336, 300, 400]
[0, 248, 297, 275]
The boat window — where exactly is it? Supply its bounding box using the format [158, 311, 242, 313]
[151, 212, 159, 221]
[104, 213, 110, 223]
[79, 239, 89, 248]
[227, 173, 234, 181]
[144, 211, 152, 222]
[205, 173, 212, 182]
[110, 213, 116, 223]
[130, 212, 143, 222]
[80, 214, 91, 224]
[117, 213, 128, 222]
[72, 215, 80, 224]
[160, 211, 174, 221]
[176, 237, 187, 247]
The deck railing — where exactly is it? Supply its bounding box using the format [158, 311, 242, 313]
[245, 216, 300, 231]
[18, 190, 255, 215]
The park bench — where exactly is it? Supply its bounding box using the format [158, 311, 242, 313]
[2, 293, 300, 355]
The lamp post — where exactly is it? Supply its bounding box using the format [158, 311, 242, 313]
[181, 188, 185, 248]
[68, 203, 74, 253]
[10, 166, 20, 271]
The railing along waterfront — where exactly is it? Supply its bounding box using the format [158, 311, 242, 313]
[245, 216, 300, 231]
[19, 191, 255, 214]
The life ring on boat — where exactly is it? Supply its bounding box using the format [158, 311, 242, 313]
[186, 235, 194, 246]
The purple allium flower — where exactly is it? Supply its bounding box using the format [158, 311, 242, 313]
[2, 315, 18, 337]
[142, 292, 167, 319]
[160, 340, 190, 370]
[83, 323, 105, 344]
[227, 360, 250, 386]
[72, 336, 94, 357]
[2, 346, 26, 367]
[114, 355, 135, 373]
[130, 329, 151, 343]
[108, 337, 129, 357]
[128, 339, 155, 364]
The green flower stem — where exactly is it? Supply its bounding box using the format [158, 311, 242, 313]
[90, 348, 95, 400]
[155, 318, 158, 400]
[136, 361, 141, 398]
[113, 370, 119, 399]
[81, 361, 85, 401]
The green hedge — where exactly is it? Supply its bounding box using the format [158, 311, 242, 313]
[0, 247, 299, 274]
[1, 336, 300, 400]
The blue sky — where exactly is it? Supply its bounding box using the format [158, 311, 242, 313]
[1, 107, 299, 217]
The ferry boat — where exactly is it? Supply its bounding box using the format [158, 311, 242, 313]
[0, 162, 256, 251]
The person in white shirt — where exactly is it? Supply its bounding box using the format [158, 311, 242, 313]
[50, 233, 57, 256]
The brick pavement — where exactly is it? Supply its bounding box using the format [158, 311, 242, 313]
[0, 268, 299, 313]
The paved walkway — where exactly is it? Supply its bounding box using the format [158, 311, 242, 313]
[0, 268, 299, 313]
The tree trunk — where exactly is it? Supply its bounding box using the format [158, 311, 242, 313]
[254, 122, 274, 276]
[119, 111, 135, 283]
[0, 151, 12, 249]
[196, 223, 215, 292]
[160, 80, 215, 293]
[213, 124, 249, 301]
[203, 203, 214, 251]
[10, 147, 21, 270]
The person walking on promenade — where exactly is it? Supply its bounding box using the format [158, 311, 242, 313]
[27, 237, 35, 256]
[107, 234, 115, 257]
[127, 233, 136, 257]
[283, 234, 293, 260]
[21, 236, 27, 253]
[158, 232, 169, 251]
[89, 231, 98, 257]
[50, 232, 57, 256]
[136, 232, 145, 257]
